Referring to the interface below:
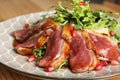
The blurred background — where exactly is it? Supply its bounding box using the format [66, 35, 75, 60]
[91, 0, 120, 4]
[0, 0, 119, 22]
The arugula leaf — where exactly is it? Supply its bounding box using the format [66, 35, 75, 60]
[32, 44, 46, 60]
[114, 17, 120, 41]
[56, 60, 68, 71]
[54, 0, 120, 39]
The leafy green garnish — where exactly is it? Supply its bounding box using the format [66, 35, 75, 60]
[56, 60, 68, 71]
[114, 18, 120, 41]
[29, 20, 40, 28]
[32, 44, 46, 60]
[54, 0, 120, 41]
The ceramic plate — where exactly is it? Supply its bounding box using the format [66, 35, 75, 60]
[0, 11, 120, 80]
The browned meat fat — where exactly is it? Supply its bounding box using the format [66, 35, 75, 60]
[83, 29, 120, 62]
[37, 26, 70, 69]
[11, 19, 47, 42]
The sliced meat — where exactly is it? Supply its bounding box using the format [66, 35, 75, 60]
[11, 29, 31, 42]
[12, 18, 60, 55]
[32, 28, 54, 48]
[15, 31, 44, 55]
[62, 25, 72, 42]
[41, 18, 60, 31]
[88, 51, 98, 70]
[37, 30, 67, 68]
[69, 31, 93, 73]
[15, 27, 55, 55]
[11, 19, 47, 42]
[35, 35, 48, 49]
[84, 29, 120, 61]
[50, 41, 69, 68]
[16, 47, 33, 55]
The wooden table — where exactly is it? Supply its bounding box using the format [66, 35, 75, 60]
[0, 0, 120, 80]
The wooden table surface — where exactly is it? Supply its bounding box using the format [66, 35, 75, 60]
[0, 0, 120, 80]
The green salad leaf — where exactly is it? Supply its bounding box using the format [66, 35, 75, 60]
[54, 0, 120, 41]
[32, 44, 46, 60]
[56, 60, 68, 71]
[114, 18, 120, 41]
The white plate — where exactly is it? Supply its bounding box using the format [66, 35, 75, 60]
[0, 11, 120, 80]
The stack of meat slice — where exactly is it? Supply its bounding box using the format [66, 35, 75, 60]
[12, 18, 70, 71]
[69, 30, 97, 72]
[82, 29, 120, 62]
[12, 18, 120, 73]
[11, 18, 60, 55]
[37, 30, 69, 69]
[69, 29, 120, 73]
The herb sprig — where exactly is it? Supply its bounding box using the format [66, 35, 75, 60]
[32, 44, 46, 60]
[54, 0, 120, 41]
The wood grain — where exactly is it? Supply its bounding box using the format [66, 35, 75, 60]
[0, 64, 39, 80]
[0, 0, 120, 80]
